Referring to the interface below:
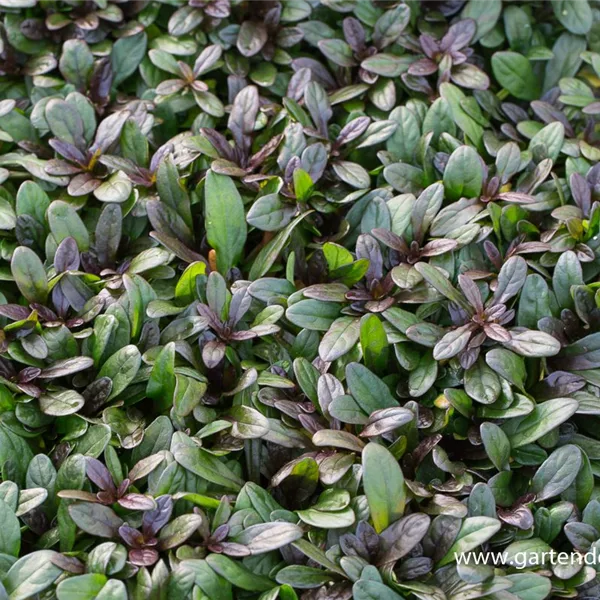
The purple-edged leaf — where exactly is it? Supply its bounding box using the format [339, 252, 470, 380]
[156, 79, 186, 95]
[69, 502, 123, 538]
[304, 82, 332, 137]
[142, 495, 173, 538]
[68, 173, 102, 196]
[248, 133, 284, 171]
[343, 17, 366, 52]
[54, 237, 80, 272]
[38, 356, 93, 379]
[356, 234, 383, 284]
[450, 63, 489, 90]
[90, 57, 113, 106]
[48, 138, 87, 165]
[491, 256, 527, 306]
[129, 548, 159, 566]
[86, 457, 116, 492]
[118, 494, 157, 511]
[157, 514, 203, 550]
[458, 275, 483, 313]
[203, 340, 227, 369]
[318, 39, 356, 67]
[496, 192, 537, 203]
[414, 262, 473, 313]
[420, 239, 458, 257]
[570, 172, 591, 216]
[441, 19, 476, 52]
[119, 524, 145, 548]
[193, 44, 222, 77]
[373, 4, 410, 49]
[504, 330, 561, 357]
[360, 407, 414, 438]
[408, 58, 438, 77]
[484, 323, 511, 343]
[57, 490, 100, 502]
[0, 304, 32, 321]
[90, 110, 130, 154]
[335, 116, 370, 147]
[45, 158, 83, 176]
[433, 324, 475, 360]
[128, 454, 164, 482]
[237, 21, 268, 57]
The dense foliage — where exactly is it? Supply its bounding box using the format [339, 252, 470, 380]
[0, 0, 599, 598]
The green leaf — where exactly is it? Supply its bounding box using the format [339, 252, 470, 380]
[146, 342, 176, 411]
[462, 0, 502, 40]
[0, 498, 20, 556]
[318, 39, 355, 67]
[552, 250, 582, 310]
[206, 554, 275, 592]
[286, 300, 341, 331]
[68, 503, 123, 538]
[503, 573, 552, 600]
[353, 579, 405, 600]
[346, 363, 398, 413]
[439, 83, 484, 149]
[4, 551, 63, 600]
[517, 274, 551, 329]
[59, 39, 93, 89]
[480, 422, 511, 471]
[158, 514, 204, 550]
[97, 345, 141, 400]
[552, 0, 592, 34]
[45, 99, 84, 148]
[16, 180, 50, 224]
[503, 398, 579, 448]
[464, 359, 501, 404]
[361, 54, 414, 77]
[438, 517, 501, 566]
[39, 389, 85, 416]
[249, 211, 312, 280]
[443, 145, 484, 201]
[492, 51, 540, 100]
[233, 523, 303, 554]
[11, 246, 48, 304]
[47, 200, 90, 251]
[112, 32, 147, 86]
[56, 574, 108, 600]
[205, 171, 247, 274]
[360, 314, 389, 373]
[296, 506, 355, 529]
[246, 193, 294, 232]
[562, 451, 593, 510]
[503, 331, 561, 358]
[503, 538, 552, 568]
[362, 442, 406, 533]
[529, 122, 564, 162]
[173, 444, 244, 492]
[485, 348, 526, 390]
[276, 565, 334, 590]
[414, 262, 471, 312]
[157, 156, 192, 230]
[318, 317, 360, 362]
[531, 445, 582, 501]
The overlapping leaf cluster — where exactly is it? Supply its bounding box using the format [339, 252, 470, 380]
[0, 0, 599, 598]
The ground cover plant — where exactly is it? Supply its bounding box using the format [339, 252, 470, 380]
[0, 0, 599, 598]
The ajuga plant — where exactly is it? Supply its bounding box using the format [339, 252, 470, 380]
[1, 1, 600, 599]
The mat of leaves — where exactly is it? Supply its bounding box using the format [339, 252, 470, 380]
[0, 0, 599, 599]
